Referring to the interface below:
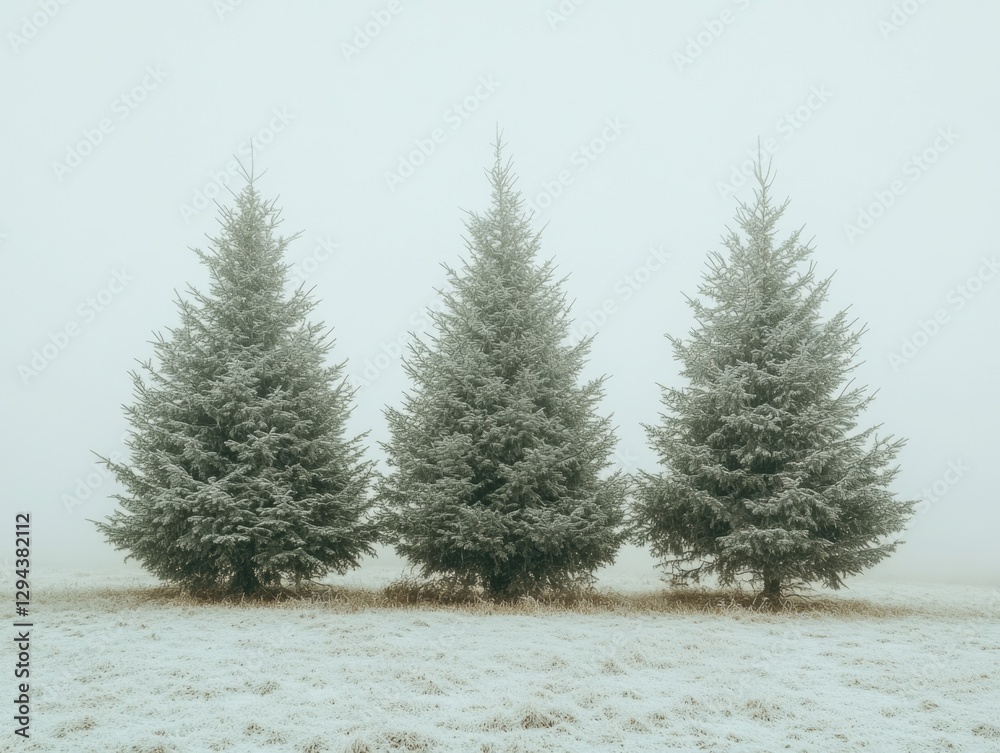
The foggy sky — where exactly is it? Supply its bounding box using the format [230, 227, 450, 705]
[3, 0, 998, 585]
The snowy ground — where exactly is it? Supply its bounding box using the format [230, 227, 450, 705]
[21, 563, 1000, 753]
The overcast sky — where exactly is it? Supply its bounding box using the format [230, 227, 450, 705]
[3, 0, 998, 585]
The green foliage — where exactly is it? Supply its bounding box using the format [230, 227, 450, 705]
[378, 140, 627, 596]
[634, 159, 914, 599]
[95, 175, 375, 595]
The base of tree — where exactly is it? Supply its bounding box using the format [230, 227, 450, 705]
[228, 566, 265, 597]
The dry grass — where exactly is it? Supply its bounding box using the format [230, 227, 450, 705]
[35, 575, 947, 619]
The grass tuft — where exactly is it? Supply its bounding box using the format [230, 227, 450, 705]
[33, 576, 946, 619]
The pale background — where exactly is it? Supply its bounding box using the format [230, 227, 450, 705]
[2, 0, 997, 585]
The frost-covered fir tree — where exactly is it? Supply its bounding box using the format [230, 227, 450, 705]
[95, 175, 375, 595]
[378, 139, 627, 597]
[634, 159, 914, 602]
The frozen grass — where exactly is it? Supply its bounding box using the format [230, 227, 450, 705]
[23, 569, 1000, 752]
[40, 577, 947, 619]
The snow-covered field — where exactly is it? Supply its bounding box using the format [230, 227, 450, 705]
[24, 565, 1000, 753]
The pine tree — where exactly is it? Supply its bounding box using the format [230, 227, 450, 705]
[95, 174, 375, 595]
[378, 139, 627, 597]
[634, 159, 914, 603]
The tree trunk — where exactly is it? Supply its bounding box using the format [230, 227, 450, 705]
[230, 563, 262, 596]
[486, 571, 513, 598]
[761, 572, 782, 606]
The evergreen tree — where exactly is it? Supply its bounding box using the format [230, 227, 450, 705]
[378, 139, 627, 597]
[95, 175, 375, 595]
[634, 160, 914, 602]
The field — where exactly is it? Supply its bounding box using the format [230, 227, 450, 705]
[21, 564, 1000, 753]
